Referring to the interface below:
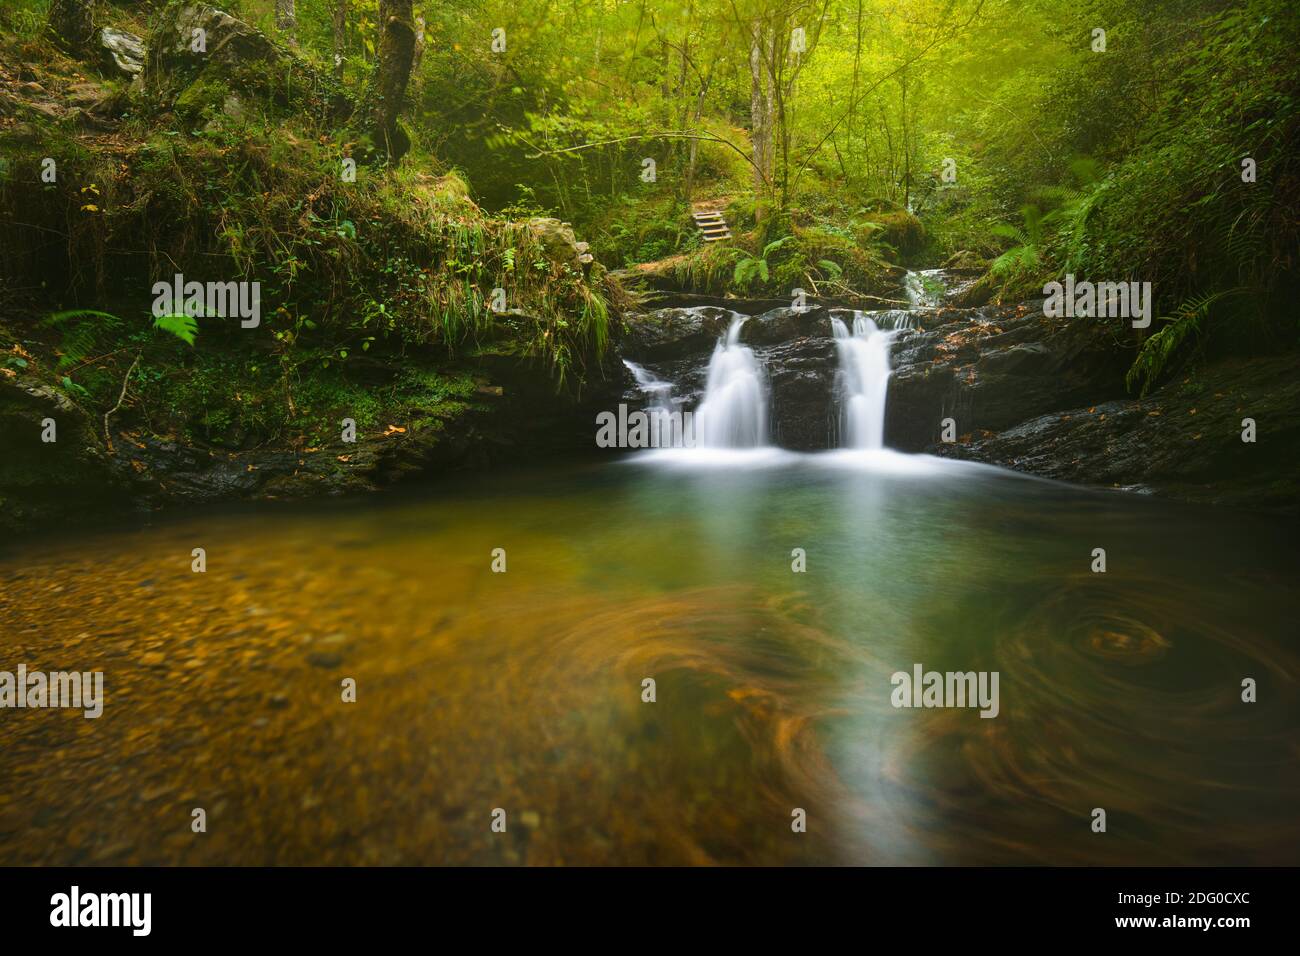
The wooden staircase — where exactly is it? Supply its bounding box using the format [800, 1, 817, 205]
[691, 204, 732, 243]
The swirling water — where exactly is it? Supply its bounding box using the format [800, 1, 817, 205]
[0, 452, 1295, 865]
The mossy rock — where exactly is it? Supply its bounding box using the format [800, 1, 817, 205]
[173, 71, 231, 117]
[861, 210, 926, 257]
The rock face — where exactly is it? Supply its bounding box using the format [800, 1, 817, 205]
[1, 348, 624, 536]
[931, 353, 1300, 513]
[98, 28, 146, 78]
[619, 304, 848, 450]
[760, 332, 839, 449]
[885, 301, 1136, 449]
[0, 376, 132, 534]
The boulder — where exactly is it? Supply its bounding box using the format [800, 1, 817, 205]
[98, 28, 145, 77]
[527, 218, 596, 273]
[620, 306, 740, 361]
[150, 5, 279, 76]
[940, 250, 987, 273]
[145, 4, 345, 120]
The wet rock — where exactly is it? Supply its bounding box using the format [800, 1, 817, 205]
[0, 375, 133, 534]
[886, 303, 1134, 450]
[933, 352, 1300, 512]
[743, 306, 833, 346]
[759, 335, 838, 450]
[620, 306, 740, 361]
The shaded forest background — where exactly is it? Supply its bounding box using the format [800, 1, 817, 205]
[0, 0, 1296, 456]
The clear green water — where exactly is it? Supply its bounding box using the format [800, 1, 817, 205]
[1, 450, 1296, 864]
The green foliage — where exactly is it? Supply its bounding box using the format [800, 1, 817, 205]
[153, 313, 199, 346]
[733, 237, 796, 290]
[4, 0, 1297, 452]
[1126, 289, 1247, 396]
[41, 310, 126, 370]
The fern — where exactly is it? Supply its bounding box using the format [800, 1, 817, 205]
[1125, 288, 1245, 396]
[42, 309, 125, 369]
[153, 313, 199, 346]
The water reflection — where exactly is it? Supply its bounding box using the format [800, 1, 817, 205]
[0, 454, 1295, 865]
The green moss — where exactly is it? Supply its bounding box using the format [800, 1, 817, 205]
[174, 72, 232, 118]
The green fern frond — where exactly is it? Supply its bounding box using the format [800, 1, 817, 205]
[153, 313, 199, 346]
[817, 259, 843, 280]
[1125, 288, 1245, 396]
[42, 309, 125, 369]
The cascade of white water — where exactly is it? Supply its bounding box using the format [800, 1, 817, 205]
[694, 317, 767, 448]
[903, 269, 946, 309]
[831, 313, 897, 450]
[623, 359, 686, 446]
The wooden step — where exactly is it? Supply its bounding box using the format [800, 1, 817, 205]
[692, 207, 731, 243]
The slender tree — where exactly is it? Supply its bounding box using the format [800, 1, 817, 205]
[275, 0, 297, 40]
[332, 0, 348, 82]
[373, 0, 417, 162]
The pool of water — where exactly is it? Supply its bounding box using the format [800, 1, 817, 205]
[1, 451, 1296, 864]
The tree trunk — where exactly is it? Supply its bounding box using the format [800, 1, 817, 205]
[900, 72, 911, 211]
[373, 0, 417, 162]
[47, 0, 95, 53]
[275, 0, 296, 39]
[749, 21, 770, 222]
[332, 0, 348, 81]
[411, 14, 426, 80]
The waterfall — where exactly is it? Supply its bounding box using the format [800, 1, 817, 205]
[694, 317, 767, 448]
[624, 360, 675, 416]
[624, 359, 684, 446]
[831, 313, 898, 450]
[903, 269, 946, 309]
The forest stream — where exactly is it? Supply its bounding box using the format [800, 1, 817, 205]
[1, 451, 1296, 865]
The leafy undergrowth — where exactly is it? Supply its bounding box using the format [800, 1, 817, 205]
[0, 19, 619, 453]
